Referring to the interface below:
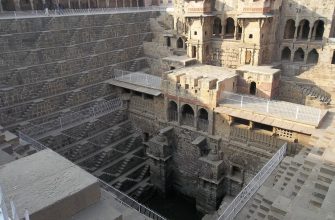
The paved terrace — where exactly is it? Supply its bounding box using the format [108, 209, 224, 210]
[0, 6, 173, 19]
[108, 69, 162, 96]
[219, 91, 327, 128]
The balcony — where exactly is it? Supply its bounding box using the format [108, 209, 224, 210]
[184, 0, 212, 16]
[242, 7, 271, 14]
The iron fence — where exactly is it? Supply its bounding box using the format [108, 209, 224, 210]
[218, 143, 287, 220]
[18, 132, 167, 220]
[0, 186, 30, 220]
[99, 180, 167, 220]
[112, 69, 161, 90]
[0, 6, 172, 19]
[20, 97, 124, 137]
[219, 91, 323, 126]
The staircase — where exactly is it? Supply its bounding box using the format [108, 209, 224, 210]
[115, 158, 131, 176]
[94, 151, 107, 169]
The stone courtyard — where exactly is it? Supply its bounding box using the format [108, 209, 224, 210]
[0, 0, 334, 220]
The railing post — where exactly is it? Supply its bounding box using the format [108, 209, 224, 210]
[266, 101, 269, 113]
[240, 95, 243, 108]
[295, 106, 299, 119]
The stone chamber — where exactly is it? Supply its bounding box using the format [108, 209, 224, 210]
[0, 0, 335, 220]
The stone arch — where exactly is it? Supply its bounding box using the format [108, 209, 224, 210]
[168, 100, 178, 121]
[312, 20, 325, 41]
[181, 104, 194, 126]
[177, 37, 183, 49]
[293, 48, 305, 62]
[283, 19, 296, 39]
[198, 108, 209, 132]
[225, 17, 235, 38]
[198, 108, 208, 120]
[281, 47, 291, 61]
[213, 17, 222, 36]
[307, 49, 319, 64]
[297, 19, 310, 40]
[249, 81, 256, 95]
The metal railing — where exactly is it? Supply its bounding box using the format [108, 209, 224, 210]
[219, 91, 323, 126]
[0, 186, 30, 220]
[100, 180, 166, 220]
[112, 69, 162, 90]
[18, 132, 167, 220]
[20, 97, 124, 137]
[218, 143, 287, 220]
[0, 6, 172, 19]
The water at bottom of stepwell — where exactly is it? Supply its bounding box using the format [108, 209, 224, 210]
[144, 190, 205, 220]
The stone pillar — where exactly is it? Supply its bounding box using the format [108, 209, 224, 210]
[194, 105, 198, 129]
[122, 0, 124, 7]
[303, 49, 308, 64]
[136, 0, 138, 7]
[14, 0, 21, 10]
[177, 100, 181, 125]
[196, 140, 226, 213]
[293, 21, 299, 41]
[208, 109, 214, 135]
[146, 127, 173, 196]
[1, 0, 4, 12]
[309, 23, 315, 41]
[308, 24, 313, 42]
[78, 0, 81, 8]
[29, 0, 34, 10]
[67, 0, 70, 8]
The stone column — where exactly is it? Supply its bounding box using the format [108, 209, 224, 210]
[78, 0, 81, 8]
[208, 109, 214, 135]
[14, 0, 21, 11]
[146, 128, 173, 196]
[293, 21, 299, 42]
[1, 0, 4, 12]
[308, 23, 313, 42]
[122, 0, 124, 7]
[67, 0, 70, 8]
[194, 105, 198, 129]
[303, 49, 308, 64]
[136, 0, 138, 7]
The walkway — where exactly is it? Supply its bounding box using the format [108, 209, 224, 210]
[0, 6, 172, 19]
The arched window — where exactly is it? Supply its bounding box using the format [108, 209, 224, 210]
[177, 37, 183, 49]
[281, 47, 291, 61]
[283, 19, 296, 39]
[297, 19, 310, 40]
[198, 108, 208, 132]
[213, 17, 222, 37]
[307, 49, 319, 64]
[312, 20, 325, 41]
[181, 104, 194, 127]
[225, 17, 235, 38]
[250, 82, 256, 95]
[293, 48, 305, 62]
[166, 37, 171, 47]
[168, 101, 178, 121]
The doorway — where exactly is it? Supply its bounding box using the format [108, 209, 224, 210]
[250, 81, 256, 95]
[192, 46, 196, 58]
[245, 50, 252, 64]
